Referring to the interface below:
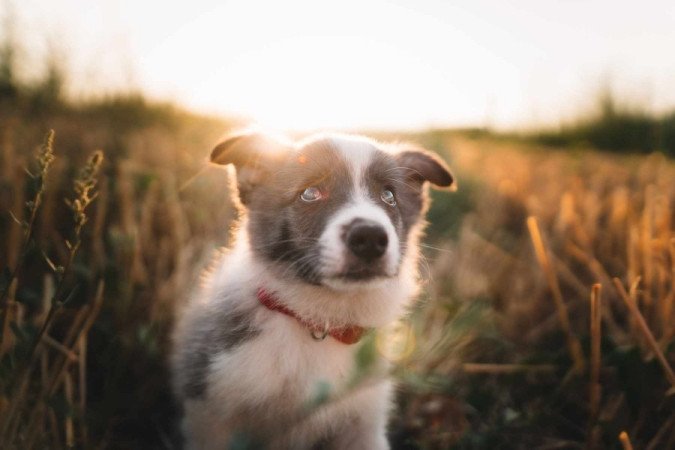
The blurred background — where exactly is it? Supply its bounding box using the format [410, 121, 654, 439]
[0, 0, 674, 448]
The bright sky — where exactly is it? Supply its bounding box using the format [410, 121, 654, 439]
[10, 0, 675, 131]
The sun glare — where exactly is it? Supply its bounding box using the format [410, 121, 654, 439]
[125, 0, 518, 131]
[16, 0, 675, 131]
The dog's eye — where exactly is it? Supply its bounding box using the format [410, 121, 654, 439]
[380, 189, 396, 206]
[300, 187, 323, 202]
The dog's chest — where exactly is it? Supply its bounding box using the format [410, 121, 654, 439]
[207, 312, 361, 418]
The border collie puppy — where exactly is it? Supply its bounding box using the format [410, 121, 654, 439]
[172, 131, 454, 450]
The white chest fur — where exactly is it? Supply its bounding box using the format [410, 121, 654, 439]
[208, 308, 362, 412]
[177, 242, 401, 449]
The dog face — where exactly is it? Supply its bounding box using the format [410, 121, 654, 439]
[210, 132, 453, 290]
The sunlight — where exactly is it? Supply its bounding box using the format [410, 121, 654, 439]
[377, 320, 416, 362]
[16, 0, 675, 130]
[124, 0, 517, 131]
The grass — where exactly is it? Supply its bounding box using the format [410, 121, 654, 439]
[0, 84, 233, 447]
[1, 104, 674, 449]
[391, 135, 675, 449]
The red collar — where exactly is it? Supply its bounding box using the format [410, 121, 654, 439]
[256, 288, 366, 345]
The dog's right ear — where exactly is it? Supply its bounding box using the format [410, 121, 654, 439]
[210, 131, 291, 204]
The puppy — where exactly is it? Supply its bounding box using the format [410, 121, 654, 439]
[172, 131, 454, 449]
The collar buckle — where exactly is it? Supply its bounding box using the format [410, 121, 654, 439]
[311, 321, 330, 341]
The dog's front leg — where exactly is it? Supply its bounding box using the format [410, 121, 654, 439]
[326, 380, 392, 450]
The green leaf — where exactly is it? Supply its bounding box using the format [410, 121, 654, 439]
[354, 332, 378, 373]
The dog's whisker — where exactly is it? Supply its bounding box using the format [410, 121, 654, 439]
[270, 250, 314, 267]
[418, 253, 434, 285]
[276, 253, 321, 279]
[418, 243, 453, 254]
[383, 165, 427, 180]
[385, 177, 420, 192]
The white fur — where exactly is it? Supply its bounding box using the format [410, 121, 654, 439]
[327, 136, 376, 187]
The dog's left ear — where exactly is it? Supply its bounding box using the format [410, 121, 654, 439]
[396, 147, 455, 190]
[210, 131, 291, 204]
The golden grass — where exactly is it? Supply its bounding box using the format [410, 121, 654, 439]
[589, 283, 602, 422]
[527, 216, 585, 373]
[0, 117, 232, 448]
[0, 121, 674, 448]
[398, 135, 675, 448]
[612, 277, 675, 388]
[619, 431, 634, 450]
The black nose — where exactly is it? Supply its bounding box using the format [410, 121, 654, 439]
[346, 221, 388, 261]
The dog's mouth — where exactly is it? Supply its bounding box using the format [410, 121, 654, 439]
[321, 268, 394, 291]
[340, 269, 383, 281]
[319, 251, 399, 285]
[331, 264, 394, 282]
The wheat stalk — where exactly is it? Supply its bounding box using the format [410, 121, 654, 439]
[589, 283, 602, 421]
[0, 130, 55, 349]
[612, 277, 675, 389]
[527, 216, 585, 373]
[619, 431, 634, 450]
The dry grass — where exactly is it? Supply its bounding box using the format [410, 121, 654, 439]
[393, 135, 675, 448]
[0, 117, 674, 449]
[0, 110, 235, 448]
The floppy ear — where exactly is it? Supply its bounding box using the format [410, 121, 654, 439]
[210, 131, 290, 204]
[396, 147, 455, 190]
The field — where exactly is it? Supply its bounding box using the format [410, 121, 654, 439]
[1, 100, 674, 450]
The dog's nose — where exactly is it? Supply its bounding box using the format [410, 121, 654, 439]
[346, 221, 388, 261]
